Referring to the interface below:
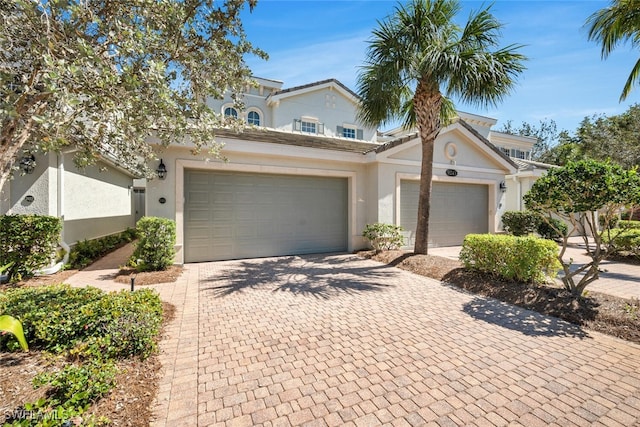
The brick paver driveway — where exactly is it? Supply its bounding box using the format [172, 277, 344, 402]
[152, 254, 640, 426]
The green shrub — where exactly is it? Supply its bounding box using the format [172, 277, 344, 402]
[618, 220, 640, 230]
[599, 213, 619, 229]
[0, 284, 163, 358]
[131, 217, 176, 271]
[0, 285, 163, 425]
[603, 228, 640, 255]
[459, 234, 561, 284]
[0, 214, 62, 281]
[69, 228, 137, 269]
[537, 218, 568, 240]
[501, 211, 541, 236]
[362, 223, 404, 251]
[621, 209, 640, 221]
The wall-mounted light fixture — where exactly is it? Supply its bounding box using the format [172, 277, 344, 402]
[156, 159, 167, 180]
[19, 154, 36, 174]
[499, 181, 507, 192]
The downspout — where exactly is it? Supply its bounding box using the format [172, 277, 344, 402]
[37, 152, 70, 275]
[57, 152, 70, 265]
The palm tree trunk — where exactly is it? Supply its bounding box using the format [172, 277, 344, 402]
[413, 82, 442, 255]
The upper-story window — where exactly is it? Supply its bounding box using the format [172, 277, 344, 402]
[301, 121, 316, 133]
[294, 118, 324, 135]
[337, 125, 364, 140]
[224, 107, 238, 118]
[247, 110, 261, 126]
[343, 127, 356, 139]
[499, 147, 531, 160]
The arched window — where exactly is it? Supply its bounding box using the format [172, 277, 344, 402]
[247, 110, 261, 126]
[224, 107, 238, 118]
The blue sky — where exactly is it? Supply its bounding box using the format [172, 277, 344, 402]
[241, 0, 639, 134]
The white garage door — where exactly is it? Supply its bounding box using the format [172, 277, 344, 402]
[184, 170, 348, 262]
[400, 180, 488, 247]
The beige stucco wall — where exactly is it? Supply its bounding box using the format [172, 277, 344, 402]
[373, 125, 512, 235]
[149, 139, 373, 264]
[1, 152, 56, 216]
[2, 151, 135, 245]
[62, 153, 135, 243]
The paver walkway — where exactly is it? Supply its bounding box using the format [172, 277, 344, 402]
[145, 254, 640, 426]
[65, 248, 640, 426]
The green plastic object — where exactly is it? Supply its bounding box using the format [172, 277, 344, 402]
[0, 315, 29, 351]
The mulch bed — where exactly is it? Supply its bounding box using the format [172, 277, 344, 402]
[114, 265, 183, 286]
[360, 250, 640, 344]
[0, 303, 175, 427]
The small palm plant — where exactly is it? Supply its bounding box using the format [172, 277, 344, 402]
[0, 314, 29, 351]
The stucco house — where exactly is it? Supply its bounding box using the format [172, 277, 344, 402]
[0, 149, 139, 264]
[2, 76, 542, 266]
[143, 77, 540, 264]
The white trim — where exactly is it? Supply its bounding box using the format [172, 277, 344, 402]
[245, 107, 263, 126]
[376, 122, 517, 174]
[176, 137, 371, 164]
[268, 80, 359, 106]
[394, 172, 497, 235]
[378, 157, 507, 175]
[222, 104, 238, 118]
[175, 159, 357, 264]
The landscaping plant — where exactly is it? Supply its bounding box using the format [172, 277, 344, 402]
[0, 284, 163, 425]
[0, 215, 61, 281]
[69, 228, 137, 269]
[501, 210, 541, 236]
[459, 234, 561, 284]
[524, 159, 640, 295]
[362, 223, 404, 252]
[131, 217, 176, 271]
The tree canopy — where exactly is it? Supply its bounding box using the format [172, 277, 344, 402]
[534, 104, 640, 167]
[524, 159, 640, 294]
[357, 0, 526, 254]
[0, 0, 266, 188]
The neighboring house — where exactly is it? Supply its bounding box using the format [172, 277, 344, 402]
[0, 150, 138, 258]
[145, 77, 544, 264]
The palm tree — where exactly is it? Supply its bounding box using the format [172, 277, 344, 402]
[586, 0, 640, 101]
[357, 0, 526, 254]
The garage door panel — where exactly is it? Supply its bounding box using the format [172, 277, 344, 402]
[185, 170, 348, 262]
[401, 180, 488, 248]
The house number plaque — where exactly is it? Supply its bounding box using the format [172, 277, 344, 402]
[445, 169, 458, 177]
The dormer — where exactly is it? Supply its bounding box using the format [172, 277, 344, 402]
[489, 131, 536, 160]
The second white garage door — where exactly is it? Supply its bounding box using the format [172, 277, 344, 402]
[400, 180, 488, 247]
[184, 170, 348, 262]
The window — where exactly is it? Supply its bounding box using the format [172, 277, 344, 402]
[342, 127, 356, 139]
[247, 111, 260, 126]
[301, 121, 316, 133]
[294, 118, 324, 134]
[337, 125, 364, 140]
[224, 107, 238, 118]
[500, 147, 510, 157]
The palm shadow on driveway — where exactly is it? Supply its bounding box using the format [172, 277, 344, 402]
[200, 253, 396, 299]
[463, 297, 589, 339]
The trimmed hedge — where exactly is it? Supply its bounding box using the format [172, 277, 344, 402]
[69, 228, 137, 268]
[537, 218, 568, 240]
[362, 223, 404, 251]
[501, 211, 540, 236]
[618, 220, 640, 230]
[603, 228, 640, 255]
[131, 217, 176, 271]
[459, 234, 561, 284]
[0, 214, 62, 281]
